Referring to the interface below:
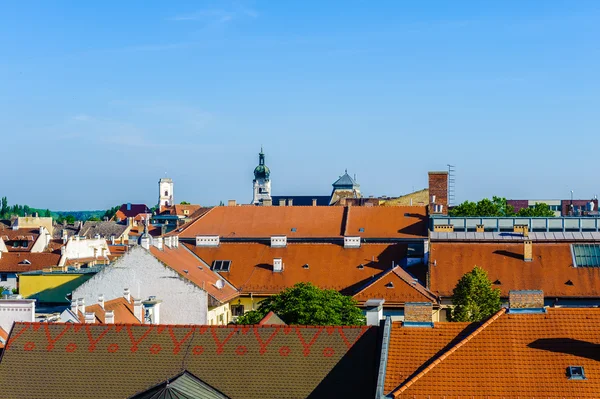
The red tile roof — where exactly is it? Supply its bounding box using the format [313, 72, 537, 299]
[176, 206, 346, 238]
[185, 242, 417, 299]
[345, 206, 428, 238]
[0, 251, 61, 272]
[149, 246, 238, 303]
[0, 322, 378, 399]
[353, 266, 437, 305]
[79, 297, 141, 324]
[430, 242, 600, 298]
[0, 326, 8, 349]
[389, 308, 600, 398]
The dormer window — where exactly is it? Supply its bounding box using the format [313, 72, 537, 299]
[567, 366, 586, 380]
[12, 241, 18, 248]
[22, 241, 28, 248]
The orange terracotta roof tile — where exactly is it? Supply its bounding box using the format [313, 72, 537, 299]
[186, 242, 412, 298]
[0, 326, 8, 348]
[81, 297, 141, 324]
[149, 246, 238, 303]
[430, 242, 600, 298]
[0, 252, 61, 272]
[353, 266, 437, 305]
[390, 308, 600, 398]
[177, 206, 346, 238]
[345, 206, 428, 238]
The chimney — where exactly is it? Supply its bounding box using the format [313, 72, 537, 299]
[105, 310, 115, 324]
[84, 312, 95, 324]
[287, 198, 293, 206]
[77, 298, 85, 316]
[134, 299, 143, 322]
[365, 299, 385, 326]
[263, 198, 272, 206]
[476, 224, 485, 233]
[508, 290, 544, 313]
[273, 258, 283, 272]
[110, 235, 115, 245]
[428, 171, 449, 215]
[227, 200, 236, 207]
[124, 288, 131, 302]
[278, 199, 286, 206]
[98, 294, 105, 309]
[70, 299, 77, 314]
[433, 224, 454, 233]
[524, 240, 533, 262]
[61, 246, 66, 256]
[62, 229, 68, 243]
[312, 198, 317, 206]
[514, 224, 529, 237]
[403, 302, 433, 327]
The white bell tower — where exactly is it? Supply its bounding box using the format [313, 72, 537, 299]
[159, 177, 174, 210]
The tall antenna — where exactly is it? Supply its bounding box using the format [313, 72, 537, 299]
[447, 164, 456, 207]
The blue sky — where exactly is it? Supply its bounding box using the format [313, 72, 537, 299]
[2, 1, 600, 210]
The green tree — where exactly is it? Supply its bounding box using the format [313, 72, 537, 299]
[44, 209, 52, 217]
[450, 266, 501, 322]
[103, 205, 120, 221]
[180, 201, 191, 205]
[87, 216, 101, 221]
[450, 196, 522, 217]
[516, 202, 555, 217]
[0, 197, 8, 217]
[236, 282, 365, 325]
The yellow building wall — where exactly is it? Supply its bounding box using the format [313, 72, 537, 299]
[207, 303, 231, 326]
[20, 274, 94, 304]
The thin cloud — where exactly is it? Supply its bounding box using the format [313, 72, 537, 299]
[169, 5, 258, 24]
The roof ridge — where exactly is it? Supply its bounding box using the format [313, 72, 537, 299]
[391, 308, 506, 398]
[391, 267, 438, 303]
[167, 207, 215, 237]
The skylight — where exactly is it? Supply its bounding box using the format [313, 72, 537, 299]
[291, 227, 297, 232]
[358, 228, 365, 232]
[212, 260, 232, 272]
[567, 366, 586, 380]
[572, 244, 600, 267]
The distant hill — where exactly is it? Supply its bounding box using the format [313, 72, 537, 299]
[46, 210, 106, 221]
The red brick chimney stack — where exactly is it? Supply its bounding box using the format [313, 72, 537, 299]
[428, 171, 449, 215]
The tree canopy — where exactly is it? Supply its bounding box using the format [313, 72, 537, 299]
[449, 196, 554, 217]
[450, 266, 502, 322]
[180, 201, 191, 205]
[236, 282, 365, 325]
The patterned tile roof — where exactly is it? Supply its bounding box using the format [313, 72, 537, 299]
[0, 322, 379, 399]
[388, 308, 600, 398]
[185, 242, 411, 296]
[430, 242, 600, 298]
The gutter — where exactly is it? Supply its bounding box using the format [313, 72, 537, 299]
[375, 317, 392, 398]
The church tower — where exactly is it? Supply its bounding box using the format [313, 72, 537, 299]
[159, 177, 174, 211]
[252, 148, 272, 205]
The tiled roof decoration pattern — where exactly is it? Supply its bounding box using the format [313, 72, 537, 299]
[387, 308, 600, 398]
[430, 242, 600, 297]
[0, 323, 378, 399]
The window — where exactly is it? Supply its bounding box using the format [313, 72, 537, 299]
[0, 274, 7, 282]
[572, 244, 600, 267]
[12, 241, 18, 248]
[291, 227, 297, 232]
[164, 190, 168, 196]
[231, 304, 244, 317]
[212, 260, 232, 272]
[22, 241, 28, 248]
[567, 366, 586, 380]
[359, 228, 365, 233]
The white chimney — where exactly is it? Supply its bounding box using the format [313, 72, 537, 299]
[61, 246, 66, 256]
[105, 310, 115, 324]
[365, 299, 385, 326]
[173, 236, 179, 248]
[84, 312, 95, 324]
[70, 299, 77, 314]
[196, 235, 220, 247]
[133, 299, 143, 322]
[164, 236, 172, 248]
[270, 236, 287, 248]
[110, 235, 115, 245]
[123, 288, 131, 302]
[344, 236, 361, 248]
[153, 237, 163, 250]
[142, 297, 162, 324]
[77, 298, 85, 316]
[98, 294, 105, 309]
[273, 258, 283, 272]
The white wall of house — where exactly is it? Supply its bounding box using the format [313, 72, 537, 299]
[59, 237, 110, 266]
[207, 302, 231, 325]
[0, 272, 17, 291]
[30, 226, 52, 253]
[0, 298, 35, 333]
[72, 246, 208, 324]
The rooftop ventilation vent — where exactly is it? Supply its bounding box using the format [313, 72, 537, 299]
[302, 263, 309, 269]
[565, 280, 574, 286]
[357, 264, 364, 270]
[493, 279, 502, 285]
[385, 282, 394, 289]
[567, 366, 586, 380]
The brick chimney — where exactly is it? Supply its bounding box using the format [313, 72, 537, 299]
[508, 290, 544, 312]
[365, 299, 385, 326]
[524, 240, 533, 262]
[428, 171, 448, 215]
[403, 302, 433, 327]
[476, 224, 484, 233]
